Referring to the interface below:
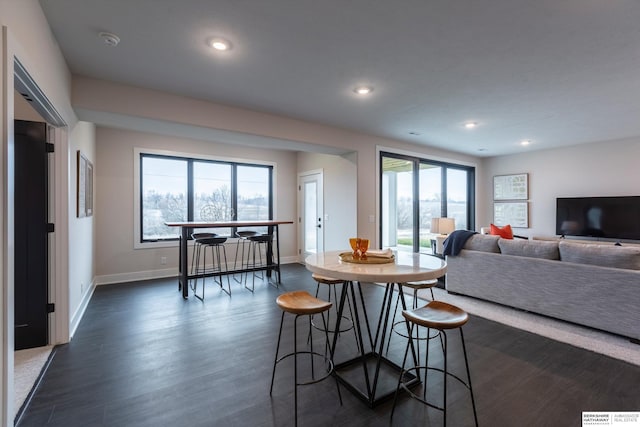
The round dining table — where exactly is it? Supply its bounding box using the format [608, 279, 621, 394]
[305, 250, 446, 283]
[305, 250, 447, 407]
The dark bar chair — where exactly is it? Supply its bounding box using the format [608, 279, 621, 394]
[189, 232, 217, 293]
[189, 233, 217, 275]
[192, 236, 230, 299]
[232, 230, 258, 283]
[270, 290, 342, 427]
[391, 300, 478, 427]
[244, 233, 272, 291]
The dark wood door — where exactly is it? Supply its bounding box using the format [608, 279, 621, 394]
[14, 120, 49, 350]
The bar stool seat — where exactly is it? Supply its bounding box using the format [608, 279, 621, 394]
[391, 300, 478, 426]
[311, 273, 343, 286]
[270, 291, 342, 427]
[403, 300, 468, 329]
[276, 290, 333, 315]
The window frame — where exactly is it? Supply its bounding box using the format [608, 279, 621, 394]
[378, 149, 476, 253]
[133, 148, 275, 249]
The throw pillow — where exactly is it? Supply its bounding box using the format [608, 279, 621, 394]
[490, 223, 513, 239]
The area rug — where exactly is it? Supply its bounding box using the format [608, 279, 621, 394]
[14, 345, 54, 418]
[416, 288, 640, 366]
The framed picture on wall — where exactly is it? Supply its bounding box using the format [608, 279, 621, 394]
[493, 202, 529, 228]
[493, 173, 528, 200]
[85, 160, 93, 216]
[77, 150, 93, 217]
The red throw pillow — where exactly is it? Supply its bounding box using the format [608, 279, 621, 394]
[490, 223, 514, 239]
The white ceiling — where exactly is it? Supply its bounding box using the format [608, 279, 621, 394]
[39, 0, 640, 157]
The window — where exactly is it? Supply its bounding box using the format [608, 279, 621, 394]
[138, 152, 273, 244]
[141, 156, 188, 241]
[380, 151, 475, 253]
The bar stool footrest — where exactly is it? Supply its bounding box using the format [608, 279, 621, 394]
[398, 365, 474, 412]
[311, 316, 354, 334]
[274, 350, 335, 386]
[390, 320, 441, 341]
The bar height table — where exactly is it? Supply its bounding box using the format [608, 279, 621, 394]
[165, 220, 293, 299]
[305, 250, 446, 407]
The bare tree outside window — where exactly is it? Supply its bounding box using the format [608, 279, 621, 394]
[140, 154, 273, 242]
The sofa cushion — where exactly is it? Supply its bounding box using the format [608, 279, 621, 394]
[559, 241, 640, 270]
[531, 236, 561, 241]
[490, 223, 514, 239]
[463, 234, 500, 253]
[498, 238, 560, 260]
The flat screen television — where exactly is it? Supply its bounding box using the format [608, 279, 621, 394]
[556, 196, 640, 240]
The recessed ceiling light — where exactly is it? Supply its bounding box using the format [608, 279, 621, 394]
[521, 140, 531, 146]
[464, 122, 477, 129]
[99, 32, 120, 47]
[353, 86, 373, 95]
[209, 37, 231, 51]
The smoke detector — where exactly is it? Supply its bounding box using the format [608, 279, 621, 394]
[99, 32, 121, 47]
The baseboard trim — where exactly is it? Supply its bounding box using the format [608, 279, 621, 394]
[95, 256, 301, 286]
[96, 268, 178, 286]
[69, 279, 96, 339]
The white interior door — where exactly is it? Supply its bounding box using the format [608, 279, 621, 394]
[298, 171, 324, 261]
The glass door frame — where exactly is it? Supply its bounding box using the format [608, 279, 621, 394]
[379, 151, 475, 253]
[297, 170, 324, 261]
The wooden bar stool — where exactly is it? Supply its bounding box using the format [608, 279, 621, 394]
[391, 300, 478, 427]
[386, 279, 442, 358]
[269, 290, 342, 427]
[311, 273, 357, 338]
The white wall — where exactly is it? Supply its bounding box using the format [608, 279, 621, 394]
[74, 77, 483, 247]
[68, 122, 95, 333]
[481, 137, 640, 238]
[13, 90, 41, 122]
[1, 1, 78, 424]
[297, 152, 358, 251]
[0, 1, 76, 127]
[94, 127, 298, 283]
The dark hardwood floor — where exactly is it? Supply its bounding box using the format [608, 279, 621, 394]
[17, 263, 640, 426]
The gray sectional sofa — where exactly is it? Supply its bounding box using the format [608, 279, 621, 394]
[445, 234, 640, 342]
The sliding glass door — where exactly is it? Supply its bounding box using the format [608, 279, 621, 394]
[381, 157, 414, 251]
[418, 163, 442, 251]
[381, 152, 475, 253]
[446, 168, 470, 230]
